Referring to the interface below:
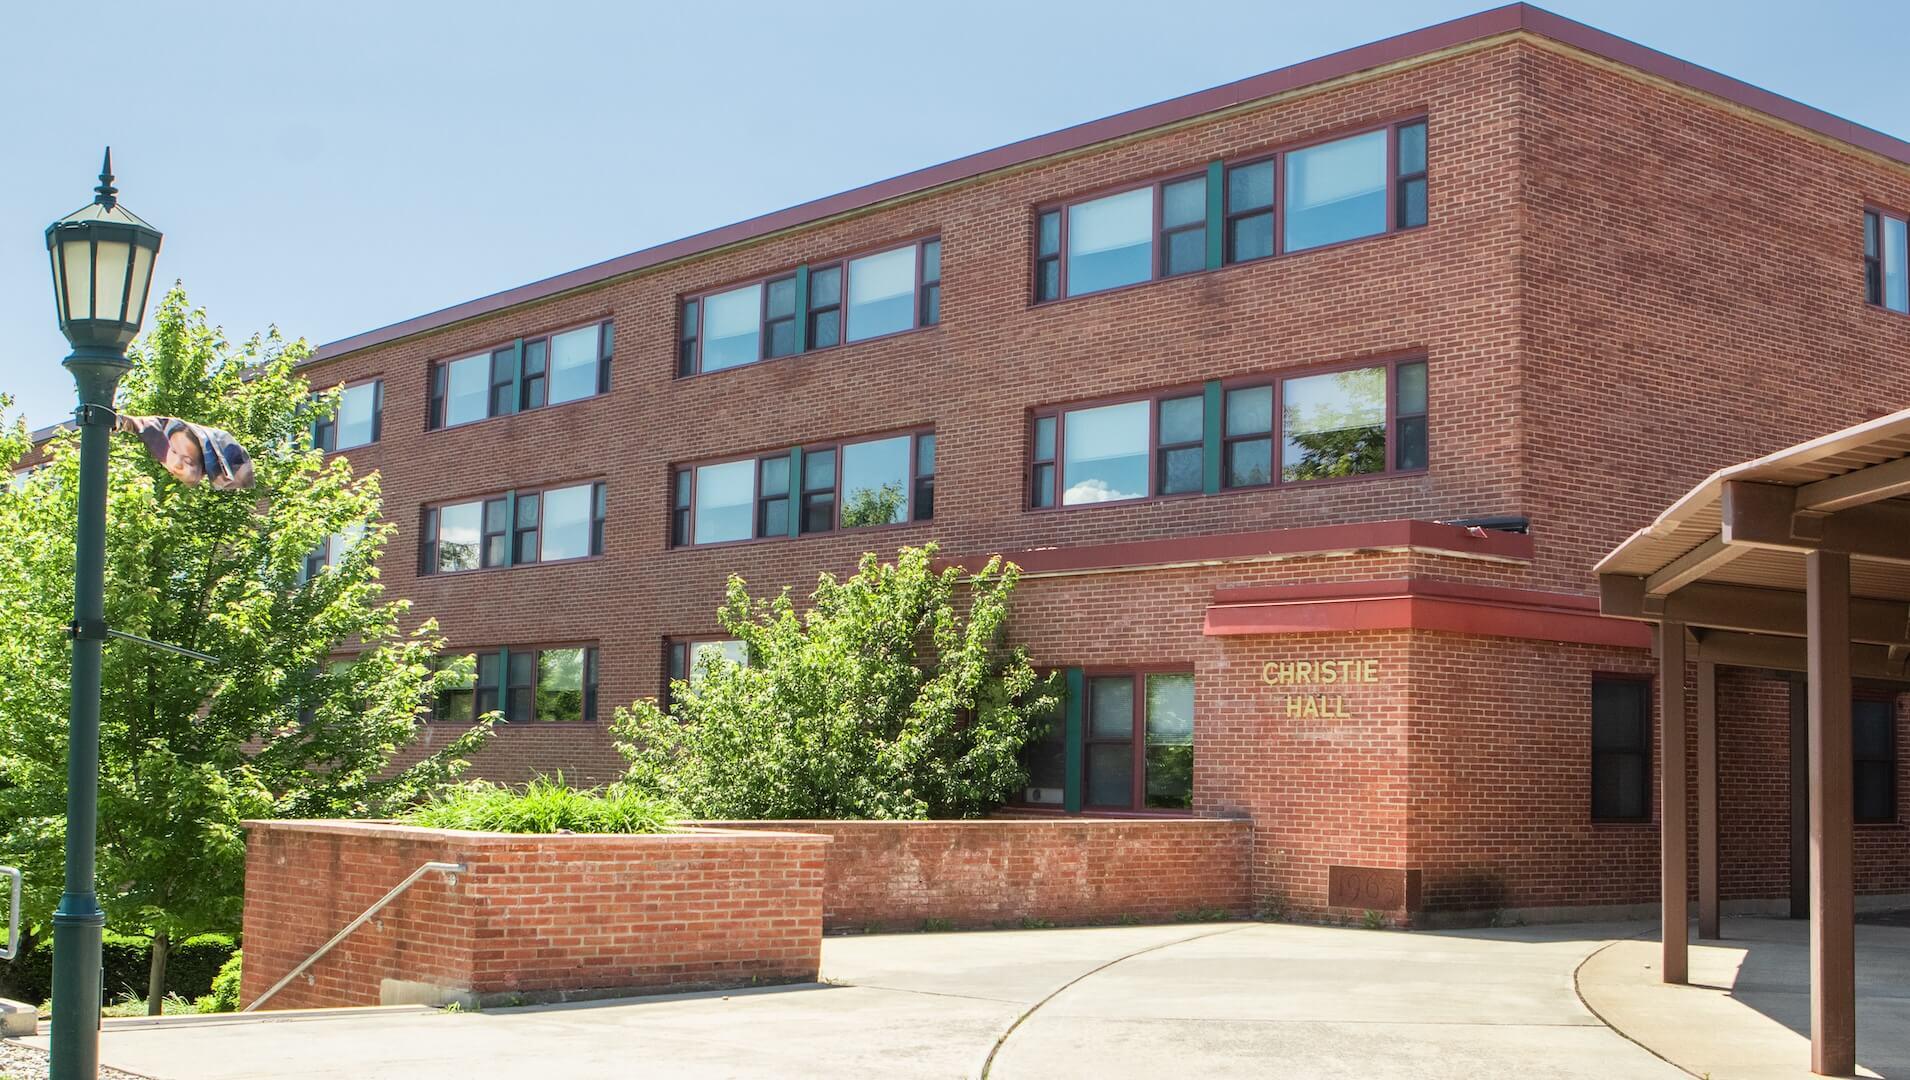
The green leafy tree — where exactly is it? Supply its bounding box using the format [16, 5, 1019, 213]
[0, 289, 489, 1012]
[1282, 368, 1387, 481]
[616, 544, 1058, 819]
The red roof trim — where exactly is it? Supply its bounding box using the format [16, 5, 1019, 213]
[310, 3, 1910, 363]
[950, 519, 1532, 577]
[1203, 575, 1651, 647]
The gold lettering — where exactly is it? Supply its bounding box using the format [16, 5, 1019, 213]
[1286, 695, 1303, 718]
[1295, 660, 1314, 683]
[1364, 658, 1379, 682]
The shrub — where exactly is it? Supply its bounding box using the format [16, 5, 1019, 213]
[197, 951, 243, 1013]
[617, 545, 1060, 820]
[0, 931, 236, 1006]
[402, 776, 678, 834]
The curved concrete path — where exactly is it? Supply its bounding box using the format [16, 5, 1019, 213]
[15, 921, 1687, 1079]
[1578, 917, 1910, 1080]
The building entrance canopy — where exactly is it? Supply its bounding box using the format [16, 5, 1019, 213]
[1597, 406, 1910, 1077]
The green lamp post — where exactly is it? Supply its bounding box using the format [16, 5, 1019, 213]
[43, 149, 162, 1080]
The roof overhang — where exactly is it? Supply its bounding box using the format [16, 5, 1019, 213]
[1597, 407, 1910, 675]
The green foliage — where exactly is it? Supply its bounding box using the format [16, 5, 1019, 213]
[197, 949, 243, 1013]
[1173, 907, 1232, 923]
[0, 931, 236, 1005]
[1362, 909, 1386, 930]
[919, 917, 953, 933]
[0, 289, 489, 1004]
[1017, 916, 1055, 930]
[839, 482, 906, 528]
[402, 776, 677, 834]
[615, 544, 1060, 820]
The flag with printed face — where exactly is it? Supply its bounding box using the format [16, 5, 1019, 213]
[117, 415, 256, 490]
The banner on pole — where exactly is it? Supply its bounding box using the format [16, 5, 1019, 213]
[117, 415, 256, 490]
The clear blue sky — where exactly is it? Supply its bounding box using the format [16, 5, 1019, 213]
[3, 1, 1905, 431]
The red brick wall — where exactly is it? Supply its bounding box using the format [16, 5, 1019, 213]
[699, 819, 1252, 930]
[268, 34, 1910, 920]
[240, 821, 827, 1009]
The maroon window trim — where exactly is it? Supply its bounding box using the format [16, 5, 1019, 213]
[426, 317, 614, 432]
[1034, 115, 1429, 304]
[1865, 205, 1910, 315]
[670, 426, 936, 549]
[1082, 668, 1195, 813]
[1027, 353, 1429, 511]
[419, 478, 608, 575]
[433, 642, 600, 724]
[677, 234, 943, 377]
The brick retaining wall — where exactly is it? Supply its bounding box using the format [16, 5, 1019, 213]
[697, 818, 1254, 930]
[240, 820, 827, 1010]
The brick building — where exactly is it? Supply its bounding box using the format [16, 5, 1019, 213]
[289, 5, 1910, 923]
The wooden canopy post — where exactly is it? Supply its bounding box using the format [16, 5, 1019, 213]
[1806, 550, 1855, 1076]
[1660, 621, 1689, 984]
[1697, 660, 1720, 940]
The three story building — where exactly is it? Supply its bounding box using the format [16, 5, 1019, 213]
[298, 5, 1910, 923]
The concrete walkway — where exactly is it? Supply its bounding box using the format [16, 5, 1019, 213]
[1578, 916, 1910, 1080]
[13, 921, 1688, 1079]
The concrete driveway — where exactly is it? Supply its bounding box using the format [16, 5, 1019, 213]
[17, 921, 1686, 1080]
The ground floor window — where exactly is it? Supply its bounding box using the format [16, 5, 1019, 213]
[1855, 695, 1898, 824]
[1591, 675, 1651, 822]
[1021, 669, 1195, 812]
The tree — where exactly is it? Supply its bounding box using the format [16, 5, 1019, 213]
[615, 544, 1059, 819]
[0, 288, 488, 1012]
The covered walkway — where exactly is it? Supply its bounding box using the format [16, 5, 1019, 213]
[1599, 408, 1910, 1075]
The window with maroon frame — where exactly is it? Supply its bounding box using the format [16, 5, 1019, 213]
[678, 237, 942, 376]
[1866, 209, 1909, 313]
[435, 645, 597, 723]
[1029, 358, 1427, 508]
[1085, 672, 1194, 811]
[1037, 119, 1427, 301]
[312, 380, 382, 452]
[420, 481, 605, 574]
[664, 638, 751, 707]
[428, 321, 611, 430]
[671, 430, 936, 546]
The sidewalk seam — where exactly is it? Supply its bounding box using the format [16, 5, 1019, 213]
[1571, 932, 1706, 1080]
[974, 923, 1256, 1080]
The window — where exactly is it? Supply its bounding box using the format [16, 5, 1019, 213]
[301, 522, 367, 581]
[313, 381, 382, 452]
[1867, 210, 1909, 313]
[1284, 129, 1389, 252]
[1223, 385, 1274, 488]
[672, 431, 935, 545]
[440, 646, 598, 723]
[1041, 176, 1207, 300]
[435, 655, 477, 723]
[1018, 694, 1068, 805]
[666, 638, 750, 692]
[429, 322, 612, 429]
[678, 239, 941, 375]
[1591, 675, 1651, 822]
[1855, 695, 1898, 824]
[421, 482, 605, 574]
[1085, 672, 1194, 811]
[1282, 361, 1426, 482]
[1225, 160, 1275, 263]
[1031, 359, 1426, 508]
[1057, 400, 1150, 505]
[1040, 120, 1426, 299]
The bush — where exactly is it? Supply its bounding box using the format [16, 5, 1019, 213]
[617, 545, 1060, 820]
[196, 950, 242, 1013]
[0, 931, 236, 1006]
[401, 777, 678, 834]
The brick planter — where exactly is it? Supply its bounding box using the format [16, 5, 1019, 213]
[697, 818, 1254, 930]
[240, 820, 828, 1010]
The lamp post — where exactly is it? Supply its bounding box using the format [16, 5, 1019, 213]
[43, 149, 162, 1080]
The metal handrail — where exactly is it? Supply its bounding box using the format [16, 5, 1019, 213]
[242, 860, 464, 1012]
[0, 866, 18, 961]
